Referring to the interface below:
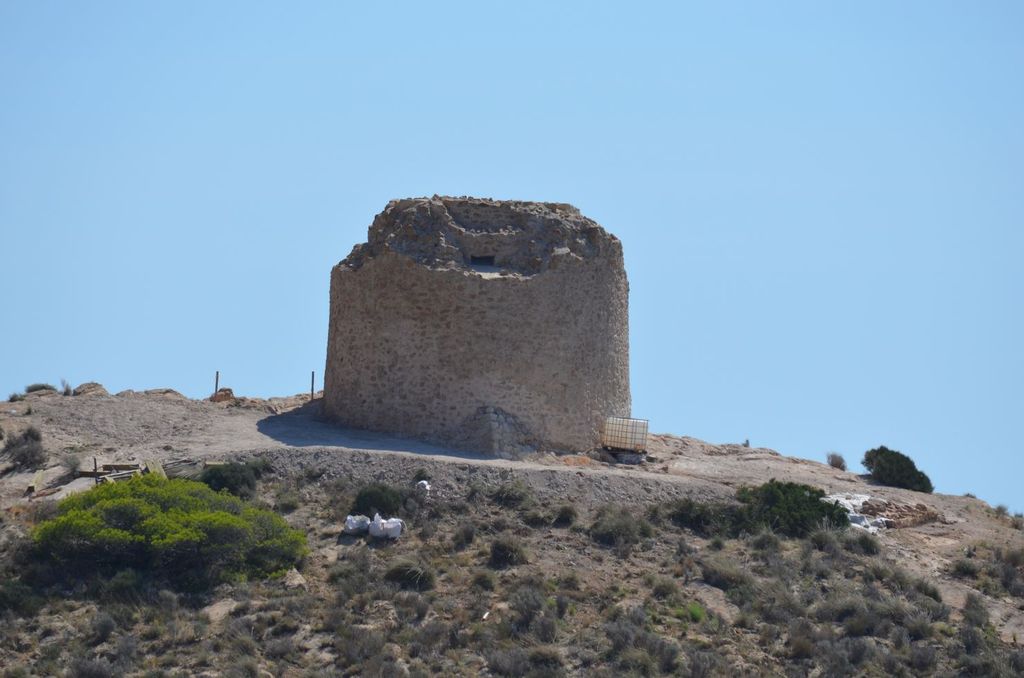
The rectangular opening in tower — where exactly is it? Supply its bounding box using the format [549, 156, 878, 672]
[470, 255, 496, 266]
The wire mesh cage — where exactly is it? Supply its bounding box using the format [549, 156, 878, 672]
[601, 417, 649, 452]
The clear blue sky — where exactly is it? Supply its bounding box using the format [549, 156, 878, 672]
[2, 3, 1021, 511]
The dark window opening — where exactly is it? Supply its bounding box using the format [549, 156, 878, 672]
[470, 255, 496, 266]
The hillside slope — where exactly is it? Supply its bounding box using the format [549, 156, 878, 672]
[1, 387, 1021, 676]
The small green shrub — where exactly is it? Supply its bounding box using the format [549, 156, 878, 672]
[826, 452, 847, 471]
[31, 475, 306, 590]
[472, 570, 495, 590]
[862, 446, 933, 493]
[2, 426, 46, 470]
[25, 383, 56, 394]
[650, 577, 678, 600]
[750, 529, 781, 552]
[200, 462, 261, 498]
[953, 558, 980, 578]
[275, 490, 300, 513]
[914, 579, 942, 602]
[0, 579, 43, 617]
[351, 483, 404, 517]
[552, 504, 577, 527]
[522, 509, 550, 527]
[809, 527, 840, 553]
[490, 482, 532, 508]
[90, 611, 116, 645]
[487, 648, 531, 676]
[700, 557, 751, 591]
[489, 534, 528, 568]
[962, 592, 989, 627]
[664, 498, 736, 537]
[452, 522, 476, 550]
[844, 530, 880, 555]
[384, 561, 435, 591]
[589, 506, 654, 548]
[67, 658, 114, 678]
[8, 393, 25, 403]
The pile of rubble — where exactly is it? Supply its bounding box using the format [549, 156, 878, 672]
[825, 493, 943, 533]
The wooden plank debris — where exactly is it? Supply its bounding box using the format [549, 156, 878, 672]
[144, 458, 167, 479]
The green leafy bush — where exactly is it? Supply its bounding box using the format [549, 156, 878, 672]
[862, 446, 933, 493]
[734, 480, 849, 537]
[31, 475, 306, 590]
[668, 481, 847, 539]
[2, 426, 46, 470]
[351, 483, 405, 517]
[24, 383, 56, 393]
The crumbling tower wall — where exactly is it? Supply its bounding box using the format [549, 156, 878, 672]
[323, 196, 630, 456]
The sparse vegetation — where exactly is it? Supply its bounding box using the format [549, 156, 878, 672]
[24, 383, 56, 394]
[0, 410, 1018, 675]
[489, 481, 532, 508]
[862, 445, 933, 493]
[1, 426, 46, 470]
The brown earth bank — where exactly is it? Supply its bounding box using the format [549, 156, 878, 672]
[0, 386, 1022, 676]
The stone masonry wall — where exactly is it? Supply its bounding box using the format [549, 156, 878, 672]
[323, 197, 630, 456]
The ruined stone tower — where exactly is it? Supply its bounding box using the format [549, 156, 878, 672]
[323, 196, 630, 456]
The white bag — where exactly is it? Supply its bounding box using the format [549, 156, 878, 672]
[367, 513, 404, 539]
[368, 513, 386, 538]
[382, 518, 405, 539]
[343, 514, 371, 535]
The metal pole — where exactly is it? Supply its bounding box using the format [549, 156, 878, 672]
[310, 371, 315, 400]
[214, 371, 219, 395]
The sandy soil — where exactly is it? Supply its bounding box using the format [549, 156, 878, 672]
[2, 387, 1022, 641]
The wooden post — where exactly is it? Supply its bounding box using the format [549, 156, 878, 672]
[214, 370, 219, 395]
[310, 371, 315, 400]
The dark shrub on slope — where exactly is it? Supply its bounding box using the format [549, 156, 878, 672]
[863, 446, 933, 493]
